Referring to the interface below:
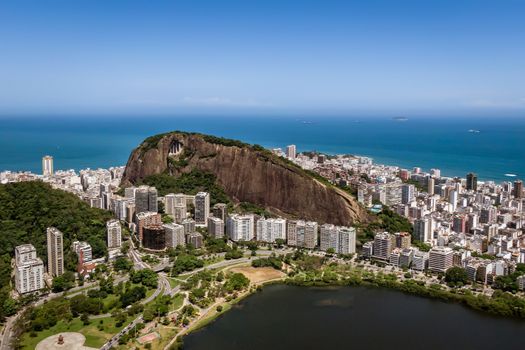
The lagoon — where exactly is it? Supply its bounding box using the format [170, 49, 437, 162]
[184, 284, 525, 350]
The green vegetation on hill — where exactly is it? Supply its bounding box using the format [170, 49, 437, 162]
[0, 181, 113, 320]
[360, 207, 413, 242]
[142, 169, 231, 206]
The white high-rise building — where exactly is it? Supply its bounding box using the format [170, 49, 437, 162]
[287, 220, 318, 249]
[226, 214, 255, 241]
[373, 232, 393, 260]
[428, 246, 454, 273]
[42, 155, 54, 176]
[320, 224, 356, 255]
[47, 227, 64, 277]
[256, 218, 287, 243]
[195, 192, 210, 225]
[449, 190, 458, 212]
[14, 244, 44, 294]
[164, 223, 186, 248]
[286, 145, 297, 159]
[165, 193, 187, 223]
[337, 227, 357, 255]
[208, 216, 225, 238]
[106, 219, 122, 248]
[414, 216, 433, 243]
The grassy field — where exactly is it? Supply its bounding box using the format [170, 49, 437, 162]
[168, 278, 181, 289]
[20, 316, 125, 349]
[170, 293, 185, 312]
[203, 256, 225, 266]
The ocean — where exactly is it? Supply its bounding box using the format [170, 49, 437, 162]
[0, 115, 523, 182]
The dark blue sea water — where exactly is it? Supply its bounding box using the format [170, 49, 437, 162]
[0, 115, 523, 182]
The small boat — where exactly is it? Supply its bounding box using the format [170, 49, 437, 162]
[468, 129, 480, 133]
[504, 173, 517, 177]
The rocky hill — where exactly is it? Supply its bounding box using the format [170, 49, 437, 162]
[121, 132, 370, 226]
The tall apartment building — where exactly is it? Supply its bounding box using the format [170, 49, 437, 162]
[207, 217, 225, 238]
[320, 224, 338, 252]
[466, 173, 478, 191]
[106, 219, 122, 248]
[414, 216, 433, 242]
[142, 225, 165, 250]
[401, 184, 415, 204]
[287, 220, 318, 249]
[124, 186, 137, 199]
[72, 241, 93, 263]
[213, 203, 227, 222]
[42, 155, 54, 176]
[428, 247, 454, 273]
[286, 144, 297, 159]
[195, 192, 210, 225]
[135, 185, 158, 213]
[412, 250, 429, 271]
[47, 227, 64, 277]
[337, 227, 356, 255]
[427, 176, 435, 195]
[514, 180, 523, 199]
[226, 214, 255, 241]
[256, 218, 287, 243]
[135, 212, 162, 242]
[164, 223, 185, 248]
[394, 232, 411, 249]
[165, 193, 187, 223]
[14, 244, 44, 294]
[372, 232, 394, 261]
[182, 218, 196, 235]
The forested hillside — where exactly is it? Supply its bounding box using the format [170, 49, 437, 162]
[0, 181, 113, 319]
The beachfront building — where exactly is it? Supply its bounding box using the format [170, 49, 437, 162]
[42, 155, 54, 176]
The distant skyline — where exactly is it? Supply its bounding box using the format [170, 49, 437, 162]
[1, 0, 524, 116]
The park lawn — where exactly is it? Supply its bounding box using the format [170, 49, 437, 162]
[170, 293, 185, 312]
[20, 316, 125, 349]
[203, 256, 225, 266]
[102, 293, 120, 310]
[168, 278, 180, 289]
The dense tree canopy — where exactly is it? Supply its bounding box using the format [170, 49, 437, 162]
[0, 181, 113, 320]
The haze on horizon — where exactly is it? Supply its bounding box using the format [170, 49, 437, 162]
[0, 0, 524, 117]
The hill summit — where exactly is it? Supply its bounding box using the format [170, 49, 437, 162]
[121, 131, 369, 226]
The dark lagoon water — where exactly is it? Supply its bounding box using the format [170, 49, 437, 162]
[1, 115, 524, 181]
[184, 284, 525, 350]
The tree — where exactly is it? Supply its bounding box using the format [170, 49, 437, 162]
[445, 266, 468, 287]
[274, 239, 286, 248]
[114, 257, 133, 272]
[224, 273, 250, 292]
[80, 313, 90, 325]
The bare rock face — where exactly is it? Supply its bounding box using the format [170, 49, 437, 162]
[122, 132, 370, 226]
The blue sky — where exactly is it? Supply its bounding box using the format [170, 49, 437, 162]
[0, 0, 524, 116]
